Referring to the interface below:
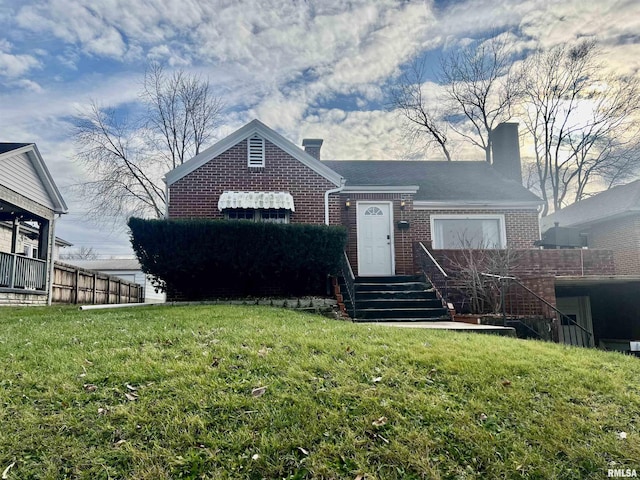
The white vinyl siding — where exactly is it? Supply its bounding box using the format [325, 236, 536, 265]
[247, 135, 265, 167]
[0, 152, 55, 209]
[431, 214, 506, 249]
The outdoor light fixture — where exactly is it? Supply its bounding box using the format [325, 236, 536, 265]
[400, 199, 406, 210]
[345, 198, 351, 209]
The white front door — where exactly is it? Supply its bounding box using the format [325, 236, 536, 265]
[556, 296, 595, 347]
[357, 202, 393, 276]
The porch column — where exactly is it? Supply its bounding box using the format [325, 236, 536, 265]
[38, 220, 51, 260]
[10, 218, 20, 254]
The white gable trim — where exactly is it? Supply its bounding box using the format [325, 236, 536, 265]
[164, 119, 343, 187]
[0, 144, 68, 214]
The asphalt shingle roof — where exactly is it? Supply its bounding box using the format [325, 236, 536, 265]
[0, 143, 30, 154]
[542, 179, 640, 231]
[322, 160, 542, 203]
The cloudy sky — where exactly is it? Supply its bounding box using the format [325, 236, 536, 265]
[1, 0, 639, 257]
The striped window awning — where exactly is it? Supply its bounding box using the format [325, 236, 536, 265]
[217, 191, 295, 211]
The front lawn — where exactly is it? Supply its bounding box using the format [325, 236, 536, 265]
[0, 305, 638, 479]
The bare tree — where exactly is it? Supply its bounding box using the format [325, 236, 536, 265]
[60, 246, 99, 261]
[73, 64, 224, 222]
[391, 59, 452, 161]
[391, 34, 520, 162]
[519, 40, 640, 216]
[439, 34, 522, 163]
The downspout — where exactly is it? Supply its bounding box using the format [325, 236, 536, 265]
[47, 214, 59, 306]
[324, 179, 345, 225]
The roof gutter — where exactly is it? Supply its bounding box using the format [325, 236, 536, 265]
[324, 179, 346, 225]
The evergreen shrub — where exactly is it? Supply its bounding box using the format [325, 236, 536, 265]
[128, 218, 347, 299]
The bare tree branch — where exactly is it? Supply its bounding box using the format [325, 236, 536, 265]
[519, 40, 640, 215]
[72, 65, 224, 224]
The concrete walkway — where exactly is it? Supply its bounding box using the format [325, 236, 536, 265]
[361, 321, 516, 336]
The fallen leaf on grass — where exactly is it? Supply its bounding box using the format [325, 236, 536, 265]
[618, 432, 628, 439]
[2, 462, 15, 479]
[211, 357, 220, 368]
[98, 407, 109, 415]
[251, 453, 260, 460]
[297, 447, 309, 455]
[251, 386, 267, 397]
[372, 416, 387, 427]
[113, 439, 127, 448]
[502, 380, 512, 387]
[478, 413, 488, 422]
[124, 392, 138, 402]
[84, 359, 94, 366]
[371, 376, 382, 383]
[354, 475, 364, 480]
[258, 347, 271, 357]
[83, 384, 97, 392]
[125, 384, 137, 392]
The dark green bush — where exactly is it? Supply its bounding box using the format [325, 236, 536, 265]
[128, 218, 347, 299]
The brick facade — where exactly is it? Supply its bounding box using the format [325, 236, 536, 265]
[341, 196, 541, 276]
[585, 215, 640, 275]
[168, 139, 341, 225]
[424, 247, 615, 314]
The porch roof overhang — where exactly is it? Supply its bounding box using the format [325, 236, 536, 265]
[554, 275, 640, 286]
[217, 191, 295, 211]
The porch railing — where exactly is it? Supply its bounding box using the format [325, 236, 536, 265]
[0, 252, 47, 291]
[416, 242, 451, 310]
[340, 251, 357, 320]
[481, 273, 593, 348]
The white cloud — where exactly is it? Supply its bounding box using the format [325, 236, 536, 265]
[0, 41, 40, 78]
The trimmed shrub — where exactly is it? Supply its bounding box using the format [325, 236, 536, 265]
[128, 218, 347, 299]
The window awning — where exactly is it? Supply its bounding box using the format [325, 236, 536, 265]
[217, 191, 295, 211]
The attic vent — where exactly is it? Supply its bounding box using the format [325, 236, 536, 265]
[247, 134, 265, 167]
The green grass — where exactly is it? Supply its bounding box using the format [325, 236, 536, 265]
[0, 305, 639, 479]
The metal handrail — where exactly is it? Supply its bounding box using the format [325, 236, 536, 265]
[416, 242, 451, 312]
[481, 272, 593, 347]
[419, 242, 448, 278]
[340, 252, 357, 320]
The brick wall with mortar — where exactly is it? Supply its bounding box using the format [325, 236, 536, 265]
[422, 248, 615, 314]
[168, 139, 341, 225]
[585, 215, 640, 275]
[410, 208, 540, 250]
[342, 197, 540, 275]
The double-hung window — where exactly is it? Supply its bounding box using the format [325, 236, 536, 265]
[225, 208, 289, 224]
[431, 214, 506, 249]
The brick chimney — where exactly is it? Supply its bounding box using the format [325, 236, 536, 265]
[491, 123, 522, 184]
[302, 138, 323, 161]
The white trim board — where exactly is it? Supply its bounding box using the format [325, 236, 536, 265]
[414, 201, 541, 210]
[342, 185, 419, 194]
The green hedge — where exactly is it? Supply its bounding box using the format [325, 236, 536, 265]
[128, 218, 347, 299]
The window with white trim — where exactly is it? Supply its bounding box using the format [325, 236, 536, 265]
[225, 208, 289, 224]
[247, 134, 265, 167]
[432, 215, 505, 249]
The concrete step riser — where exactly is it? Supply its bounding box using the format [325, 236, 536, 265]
[356, 291, 439, 300]
[357, 308, 449, 319]
[355, 300, 443, 309]
[356, 283, 427, 292]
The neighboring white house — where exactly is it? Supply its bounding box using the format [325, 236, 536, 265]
[0, 221, 72, 260]
[64, 259, 165, 303]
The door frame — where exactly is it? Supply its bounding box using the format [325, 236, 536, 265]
[356, 200, 395, 276]
[556, 296, 595, 347]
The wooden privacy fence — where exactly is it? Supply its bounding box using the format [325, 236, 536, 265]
[53, 262, 143, 305]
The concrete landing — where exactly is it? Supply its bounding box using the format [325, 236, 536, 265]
[361, 321, 516, 336]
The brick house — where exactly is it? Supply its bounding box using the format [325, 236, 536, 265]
[166, 120, 542, 275]
[0, 143, 68, 305]
[165, 119, 635, 349]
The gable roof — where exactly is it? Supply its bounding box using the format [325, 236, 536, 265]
[0, 143, 68, 214]
[164, 119, 343, 187]
[542, 180, 640, 231]
[324, 160, 542, 206]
